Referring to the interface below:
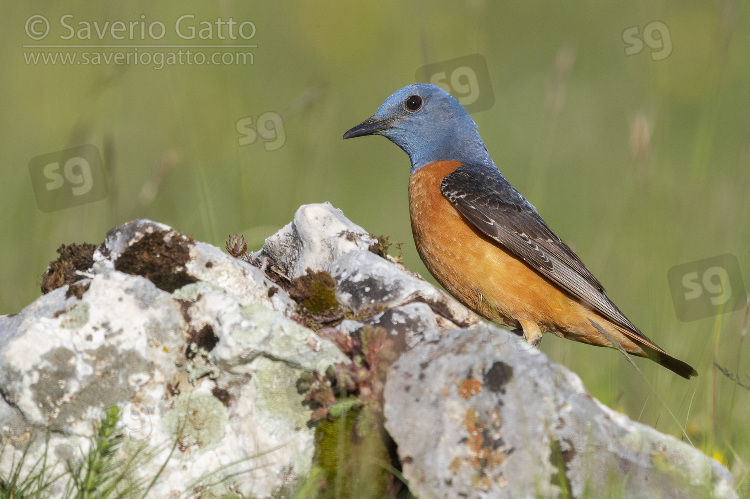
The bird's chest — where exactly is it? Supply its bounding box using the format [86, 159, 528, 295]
[407, 161, 525, 326]
[408, 162, 487, 295]
[408, 161, 465, 254]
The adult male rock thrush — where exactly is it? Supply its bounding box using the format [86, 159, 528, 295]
[344, 83, 696, 379]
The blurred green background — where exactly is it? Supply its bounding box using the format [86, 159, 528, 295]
[3, 0, 749, 493]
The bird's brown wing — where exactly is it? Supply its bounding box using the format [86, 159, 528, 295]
[441, 164, 658, 347]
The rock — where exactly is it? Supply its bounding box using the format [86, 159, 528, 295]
[329, 250, 479, 330]
[384, 327, 735, 498]
[1, 215, 348, 497]
[0, 203, 736, 498]
[257, 202, 377, 280]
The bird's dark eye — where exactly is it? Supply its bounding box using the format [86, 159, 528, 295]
[405, 95, 422, 111]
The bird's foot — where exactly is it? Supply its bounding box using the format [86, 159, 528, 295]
[518, 319, 543, 348]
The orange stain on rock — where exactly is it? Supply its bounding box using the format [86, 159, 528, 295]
[458, 378, 483, 399]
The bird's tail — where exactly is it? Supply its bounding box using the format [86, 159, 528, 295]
[589, 319, 698, 380]
[640, 344, 698, 380]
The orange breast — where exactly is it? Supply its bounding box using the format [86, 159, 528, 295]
[408, 161, 594, 336]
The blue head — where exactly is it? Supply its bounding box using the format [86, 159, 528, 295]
[343, 83, 493, 173]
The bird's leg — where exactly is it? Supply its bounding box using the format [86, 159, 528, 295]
[518, 319, 543, 348]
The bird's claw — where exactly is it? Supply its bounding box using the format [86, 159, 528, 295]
[519, 319, 543, 348]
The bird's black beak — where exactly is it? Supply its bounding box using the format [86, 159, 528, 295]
[343, 117, 393, 139]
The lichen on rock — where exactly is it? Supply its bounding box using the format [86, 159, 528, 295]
[0, 204, 737, 499]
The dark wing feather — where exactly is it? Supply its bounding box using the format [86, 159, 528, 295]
[441, 165, 647, 339]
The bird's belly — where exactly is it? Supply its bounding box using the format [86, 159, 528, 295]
[408, 161, 587, 334]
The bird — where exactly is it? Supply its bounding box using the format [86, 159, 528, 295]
[343, 83, 697, 379]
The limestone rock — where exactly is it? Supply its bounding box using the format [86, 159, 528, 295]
[0, 215, 348, 497]
[0, 203, 736, 498]
[384, 326, 735, 498]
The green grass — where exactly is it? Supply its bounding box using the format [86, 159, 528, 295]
[2, 2, 749, 496]
[0, 405, 281, 498]
[0, 407, 176, 499]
